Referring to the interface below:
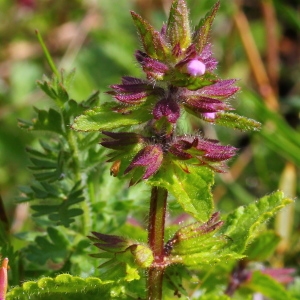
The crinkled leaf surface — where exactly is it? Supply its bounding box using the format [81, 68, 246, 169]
[72, 102, 151, 131]
[168, 191, 291, 267]
[219, 191, 292, 254]
[6, 275, 117, 300]
[148, 160, 214, 222]
[169, 228, 243, 266]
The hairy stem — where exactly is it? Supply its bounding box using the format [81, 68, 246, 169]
[66, 126, 91, 235]
[147, 186, 168, 300]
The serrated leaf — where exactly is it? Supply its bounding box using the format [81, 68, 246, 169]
[169, 228, 243, 266]
[148, 160, 214, 222]
[245, 271, 291, 300]
[131, 12, 168, 60]
[245, 231, 281, 261]
[72, 102, 151, 132]
[166, 0, 191, 49]
[32, 107, 64, 134]
[168, 192, 291, 268]
[215, 112, 261, 131]
[37, 80, 57, 99]
[6, 275, 117, 300]
[193, 1, 220, 53]
[63, 91, 100, 120]
[219, 191, 292, 254]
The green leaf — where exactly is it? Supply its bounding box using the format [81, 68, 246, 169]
[244, 230, 281, 261]
[24, 227, 70, 265]
[71, 102, 151, 132]
[63, 91, 100, 120]
[215, 112, 261, 131]
[28, 149, 64, 183]
[61, 68, 76, 90]
[166, 0, 191, 49]
[198, 295, 231, 300]
[6, 275, 118, 300]
[166, 191, 291, 268]
[31, 107, 64, 134]
[56, 83, 69, 103]
[245, 271, 291, 300]
[193, 1, 220, 53]
[219, 191, 292, 254]
[131, 11, 169, 60]
[31, 182, 84, 227]
[166, 70, 218, 90]
[148, 160, 214, 222]
[37, 80, 57, 100]
[169, 226, 243, 266]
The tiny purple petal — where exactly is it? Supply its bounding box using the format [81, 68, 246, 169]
[186, 59, 206, 76]
[153, 98, 180, 123]
[203, 112, 216, 120]
[199, 43, 213, 60]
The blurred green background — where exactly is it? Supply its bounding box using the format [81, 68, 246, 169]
[0, 0, 299, 269]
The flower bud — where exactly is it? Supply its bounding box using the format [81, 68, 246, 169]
[131, 244, 154, 268]
[186, 59, 206, 76]
[0, 258, 8, 300]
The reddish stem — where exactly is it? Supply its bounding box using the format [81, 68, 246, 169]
[147, 186, 168, 300]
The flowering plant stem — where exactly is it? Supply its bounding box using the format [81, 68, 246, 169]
[147, 187, 168, 300]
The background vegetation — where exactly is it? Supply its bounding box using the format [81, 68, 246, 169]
[0, 0, 299, 297]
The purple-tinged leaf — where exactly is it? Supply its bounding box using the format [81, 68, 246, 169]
[185, 97, 229, 113]
[135, 50, 169, 80]
[199, 79, 240, 99]
[153, 97, 180, 123]
[131, 11, 169, 60]
[124, 145, 163, 179]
